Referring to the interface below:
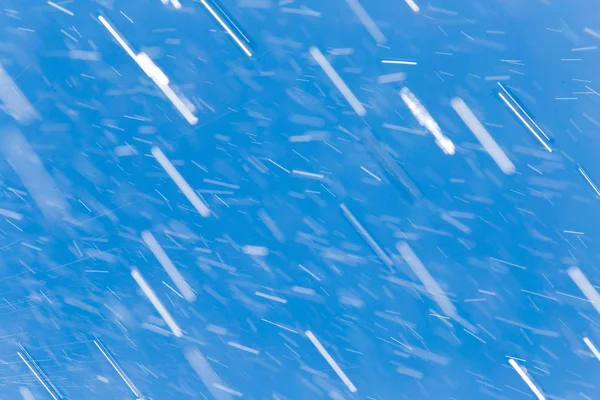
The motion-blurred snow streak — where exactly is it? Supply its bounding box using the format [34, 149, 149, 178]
[400, 87, 455, 155]
[2, 128, 68, 221]
[310, 46, 367, 117]
[151, 146, 210, 217]
[185, 347, 235, 400]
[305, 330, 358, 393]
[0, 63, 39, 124]
[131, 268, 183, 337]
[451, 97, 516, 174]
[141, 230, 197, 302]
[94, 340, 143, 398]
[508, 358, 546, 400]
[568, 266, 600, 315]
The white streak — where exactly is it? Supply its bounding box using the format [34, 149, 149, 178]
[345, 0, 386, 44]
[400, 87, 454, 155]
[578, 166, 600, 197]
[451, 97, 515, 174]
[0, 63, 38, 124]
[584, 337, 600, 360]
[131, 268, 183, 337]
[404, 0, 420, 12]
[497, 89, 551, 152]
[185, 347, 234, 400]
[255, 291, 287, 304]
[151, 147, 210, 217]
[396, 241, 456, 317]
[340, 203, 393, 269]
[310, 46, 366, 117]
[227, 341, 260, 355]
[98, 16, 197, 124]
[142, 230, 196, 302]
[381, 60, 417, 65]
[47, 1, 74, 16]
[306, 330, 357, 393]
[508, 358, 545, 400]
[568, 266, 600, 315]
[2, 128, 68, 221]
[17, 351, 60, 400]
[94, 340, 142, 398]
[98, 15, 136, 58]
[199, 0, 252, 57]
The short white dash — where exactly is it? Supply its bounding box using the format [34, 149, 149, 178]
[151, 147, 210, 217]
[47, 1, 74, 16]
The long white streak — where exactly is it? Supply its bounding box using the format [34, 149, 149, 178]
[568, 266, 600, 315]
[159, 81, 198, 124]
[404, 0, 420, 12]
[47, 1, 74, 15]
[98, 15, 136, 58]
[340, 203, 392, 269]
[498, 83, 550, 141]
[99, 17, 197, 125]
[345, 0, 386, 44]
[185, 347, 234, 400]
[451, 97, 515, 174]
[381, 60, 417, 65]
[400, 87, 455, 155]
[310, 46, 366, 117]
[0, 63, 39, 124]
[94, 340, 142, 398]
[498, 92, 552, 152]
[17, 352, 58, 400]
[396, 241, 457, 317]
[142, 231, 196, 302]
[151, 147, 210, 217]
[135, 52, 197, 125]
[508, 359, 546, 400]
[2, 128, 68, 221]
[578, 166, 600, 197]
[199, 0, 252, 57]
[305, 330, 357, 393]
[131, 268, 183, 337]
[584, 337, 600, 360]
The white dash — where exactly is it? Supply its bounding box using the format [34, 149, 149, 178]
[397, 241, 457, 317]
[451, 97, 515, 174]
[400, 87, 455, 155]
[340, 203, 393, 269]
[404, 0, 420, 12]
[199, 0, 252, 57]
[94, 340, 142, 398]
[255, 291, 288, 304]
[310, 46, 366, 117]
[98, 15, 136, 58]
[47, 1, 74, 16]
[583, 337, 600, 360]
[142, 230, 196, 302]
[227, 341, 260, 355]
[292, 169, 324, 179]
[151, 147, 210, 217]
[345, 0, 386, 44]
[568, 266, 600, 315]
[508, 358, 545, 400]
[17, 352, 59, 400]
[381, 59, 417, 65]
[131, 268, 183, 337]
[578, 166, 600, 197]
[306, 330, 357, 393]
